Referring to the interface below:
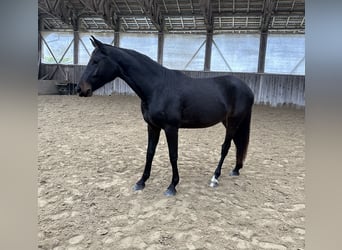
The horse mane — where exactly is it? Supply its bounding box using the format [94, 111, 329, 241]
[109, 45, 174, 74]
[121, 47, 163, 66]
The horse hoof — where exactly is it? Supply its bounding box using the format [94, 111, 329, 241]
[210, 181, 218, 188]
[229, 170, 240, 176]
[210, 176, 219, 188]
[133, 183, 145, 191]
[164, 187, 177, 196]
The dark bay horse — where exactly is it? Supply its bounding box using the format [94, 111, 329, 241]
[77, 36, 254, 196]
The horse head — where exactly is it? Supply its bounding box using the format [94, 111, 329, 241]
[77, 36, 120, 97]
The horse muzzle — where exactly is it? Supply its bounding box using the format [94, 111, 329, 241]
[77, 82, 92, 97]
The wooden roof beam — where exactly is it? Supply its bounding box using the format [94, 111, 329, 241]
[40, 9, 304, 20]
[79, 0, 119, 30]
[260, 0, 276, 32]
[39, 5, 61, 21]
[43, 0, 74, 25]
[136, 0, 164, 32]
[38, 0, 72, 24]
[200, 0, 213, 32]
[189, 0, 194, 14]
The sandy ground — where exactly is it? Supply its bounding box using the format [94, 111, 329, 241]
[38, 95, 305, 250]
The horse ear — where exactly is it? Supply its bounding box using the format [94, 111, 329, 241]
[90, 35, 103, 49]
[90, 36, 97, 48]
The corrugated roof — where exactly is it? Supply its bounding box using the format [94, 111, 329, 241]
[38, 0, 304, 34]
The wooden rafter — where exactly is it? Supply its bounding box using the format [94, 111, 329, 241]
[43, 0, 74, 24]
[189, 0, 194, 14]
[161, 0, 168, 13]
[260, 0, 276, 32]
[291, 0, 296, 11]
[39, 5, 60, 21]
[136, 0, 164, 31]
[300, 16, 305, 26]
[200, 0, 213, 32]
[79, 0, 119, 30]
[176, 0, 181, 14]
[38, 0, 305, 34]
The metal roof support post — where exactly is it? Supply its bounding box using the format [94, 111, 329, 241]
[204, 30, 213, 71]
[114, 31, 120, 47]
[258, 31, 268, 73]
[200, 0, 213, 71]
[38, 17, 44, 67]
[258, 0, 275, 73]
[157, 31, 164, 65]
[73, 17, 79, 65]
[114, 17, 120, 47]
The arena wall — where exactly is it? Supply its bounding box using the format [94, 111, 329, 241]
[39, 64, 305, 107]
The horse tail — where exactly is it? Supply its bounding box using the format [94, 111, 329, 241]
[233, 108, 252, 162]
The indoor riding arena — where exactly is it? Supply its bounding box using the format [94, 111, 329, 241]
[38, 1, 305, 249]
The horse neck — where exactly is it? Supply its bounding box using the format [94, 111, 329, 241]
[112, 47, 168, 101]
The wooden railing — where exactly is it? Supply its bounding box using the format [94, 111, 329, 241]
[39, 63, 305, 107]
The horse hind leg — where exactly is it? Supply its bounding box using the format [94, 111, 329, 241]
[210, 118, 237, 187]
[164, 127, 179, 196]
[230, 111, 252, 176]
[210, 133, 232, 187]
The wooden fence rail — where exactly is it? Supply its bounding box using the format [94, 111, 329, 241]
[39, 63, 305, 107]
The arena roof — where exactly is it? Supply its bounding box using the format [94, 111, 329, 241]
[38, 0, 305, 34]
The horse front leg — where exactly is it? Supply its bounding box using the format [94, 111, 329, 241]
[164, 127, 179, 196]
[133, 124, 161, 191]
